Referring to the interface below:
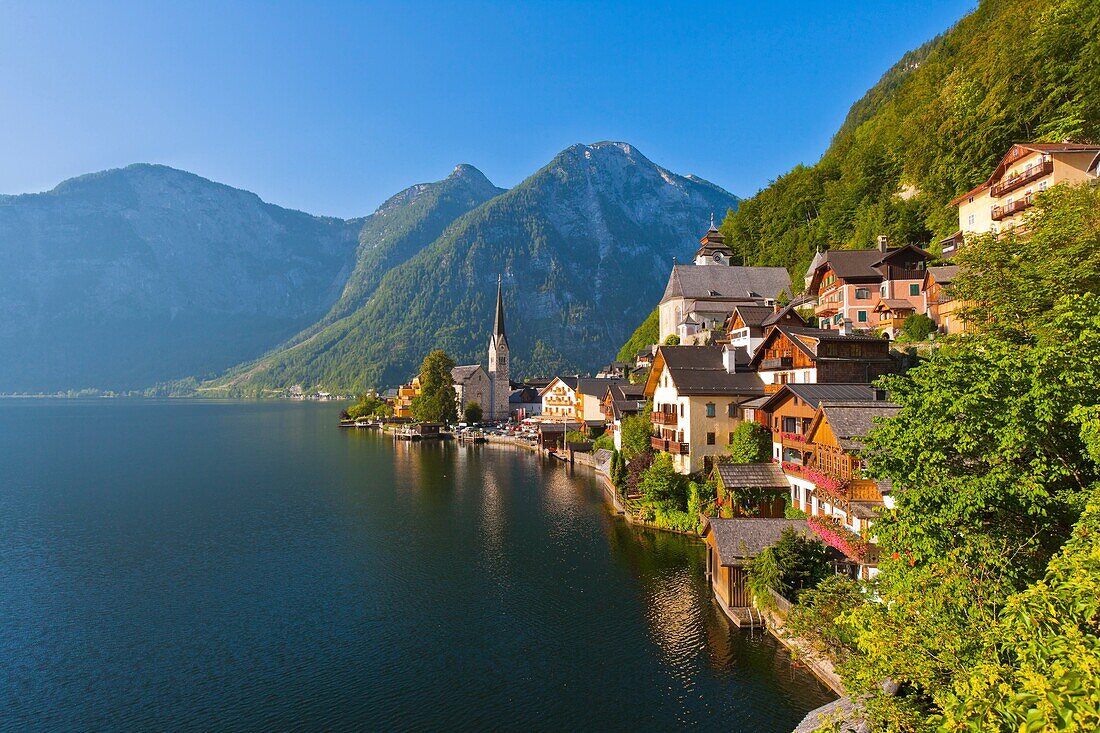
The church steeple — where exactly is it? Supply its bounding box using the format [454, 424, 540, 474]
[492, 274, 508, 348]
[694, 215, 734, 266]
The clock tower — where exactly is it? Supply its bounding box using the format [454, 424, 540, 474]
[487, 276, 510, 421]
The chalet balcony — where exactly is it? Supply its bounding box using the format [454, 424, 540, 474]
[991, 159, 1053, 197]
[992, 198, 1033, 221]
[815, 300, 839, 317]
[880, 265, 927, 281]
[651, 411, 678, 426]
[651, 436, 689, 454]
[779, 432, 808, 449]
[760, 356, 793, 370]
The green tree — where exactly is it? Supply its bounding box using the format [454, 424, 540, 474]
[900, 312, 935, 341]
[726, 421, 772, 463]
[616, 308, 659, 362]
[747, 527, 833, 604]
[410, 349, 459, 423]
[619, 412, 653, 460]
[639, 452, 686, 510]
[463, 401, 483, 424]
[663, 334, 680, 346]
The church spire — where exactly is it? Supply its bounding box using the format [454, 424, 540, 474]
[492, 274, 508, 347]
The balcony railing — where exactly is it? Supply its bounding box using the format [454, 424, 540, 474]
[760, 356, 793, 370]
[651, 436, 690, 454]
[991, 159, 1053, 197]
[880, 265, 927, 281]
[652, 411, 678, 426]
[992, 198, 1033, 221]
[814, 300, 839, 317]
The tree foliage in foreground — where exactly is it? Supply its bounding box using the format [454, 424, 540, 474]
[726, 421, 773, 464]
[822, 189, 1100, 731]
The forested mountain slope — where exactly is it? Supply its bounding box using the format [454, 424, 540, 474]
[721, 0, 1100, 285]
[208, 142, 739, 393]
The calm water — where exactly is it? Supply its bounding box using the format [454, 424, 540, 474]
[0, 400, 832, 731]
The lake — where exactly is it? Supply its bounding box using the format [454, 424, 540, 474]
[0, 400, 833, 731]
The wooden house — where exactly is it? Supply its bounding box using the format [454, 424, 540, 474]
[701, 517, 814, 627]
[871, 299, 916, 340]
[923, 265, 965, 335]
[748, 326, 895, 390]
[712, 462, 790, 518]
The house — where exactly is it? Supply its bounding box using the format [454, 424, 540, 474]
[805, 238, 933, 331]
[540, 376, 626, 429]
[451, 364, 490, 416]
[393, 376, 420, 418]
[724, 300, 807, 356]
[536, 421, 581, 451]
[509, 385, 543, 420]
[600, 383, 647, 450]
[644, 345, 764, 475]
[871, 299, 917, 340]
[752, 383, 885, 467]
[712, 462, 791, 518]
[701, 516, 816, 626]
[658, 225, 792, 343]
[923, 265, 965, 335]
[945, 142, 1100, 254]
[748, 326, 895, 389]
[635, 349, 656, 370]
[792, 400, 900, 579]
[596, 361, 631, 379]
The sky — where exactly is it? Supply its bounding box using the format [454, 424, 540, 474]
[0, 1, 974, 218]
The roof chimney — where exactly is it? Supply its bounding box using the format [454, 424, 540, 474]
[722, 344, 737, 374]
[877, 235, 888, 253]
[839, 318, 854, 336]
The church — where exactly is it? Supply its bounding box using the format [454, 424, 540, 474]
[451, 277, 511, 421]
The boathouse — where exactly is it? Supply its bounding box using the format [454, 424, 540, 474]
[701, 516, 813, 626]
[712, 462, 791, 518]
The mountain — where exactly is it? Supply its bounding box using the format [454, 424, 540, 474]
[0, 164, 360, 392]
[209, 142, 739, 393]
[720, 0, 1100, 283]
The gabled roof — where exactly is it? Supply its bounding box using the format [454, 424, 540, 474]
[539, 376, 579, 396]
[762, 298, 810, 327]
[660, 265, 791, 305]
[807, 246, 932, 291]
[925, 265, 961, 285]
[645, 345, 764, 397]
[807, 401, 901, 450]
[748, 326, 893, 370]
[873, 298, 916, 313]
[451, 364, 485, 384]
[713, 462, 790, 491]
[755, 383, 886, 414]
[575, 377, 627, 398]
[702, 517, 813, 563]
[727, 304, 775, 330]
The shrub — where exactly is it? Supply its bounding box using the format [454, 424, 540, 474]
[901, 312, 936, 341]
[463, 401, 483, 423]
[592, 432, 615, 452]
[727, 422, 772, 463]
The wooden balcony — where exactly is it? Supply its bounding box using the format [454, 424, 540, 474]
[651, 436, 689, 454]
[848, 479, 883, 503]
[992, 198, 1032, 221]
[760, 356, 793, 370]
[779, 432, 809, 450]
[815, 300, 839, 317]
[991, 159, 1053, 197]
[652, 411, 678, 426]
[880, 265, 927, 281]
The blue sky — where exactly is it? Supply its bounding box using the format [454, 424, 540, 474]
[0, 1, 973, 218]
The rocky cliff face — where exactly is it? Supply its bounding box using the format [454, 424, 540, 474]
[0, 164, 359, 391]
[213, 142, 740, 392]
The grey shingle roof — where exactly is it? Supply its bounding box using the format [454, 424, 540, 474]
[729, 304, 775, 328]
[819, 402, 900, 449]
[705, 517, 813, 563]
[793, 698, 862, 733]
[660, 265, 791, 304]
[714, 462, 789, 490]
[755, 384, 886, 414]
[575, 377, 627, 398]
[451, 364, 484, 383]
[659, 345, 764, 396]
[926, 265, 960, 284]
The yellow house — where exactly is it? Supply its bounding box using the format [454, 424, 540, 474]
[945, 143, 1100, 254]
[393, 376, 421, 418]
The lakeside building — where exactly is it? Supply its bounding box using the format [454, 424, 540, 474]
[509, 384, 543, 420]
[658, 224, 792, 344]
[701, 517, 816, 626]
[805, 238, 933, 333]
[539, 376, 627, 430]
[712, 462, 791, 518]
[944, 142, 1100, 255]
[451, 364, 490, 417]
[748, 325, 896, 389]
[600, 382, 647, 451]
[487, 277, 510, 420]
[644, 345, 764, 475]
[393, 376, 420, 418]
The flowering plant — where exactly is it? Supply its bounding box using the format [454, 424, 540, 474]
[801, 466, 850, 504]
[807, 514, 870, 561]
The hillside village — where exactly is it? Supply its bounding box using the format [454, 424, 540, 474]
[346, 140, 1100, 730]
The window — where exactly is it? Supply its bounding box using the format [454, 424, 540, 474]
[909, 283, 920, 296]
[967, 213, 975, 226]
[857, 310, 867, 323]
[679, 403, 684, 417]
[1039, 180, 1048, 192]
[705, 403, 715, 418]
[968, 196, 974, 204]
[727, 403, 736, 418]
[706, 432, 716, 446]
[855, 287, 870, 299]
